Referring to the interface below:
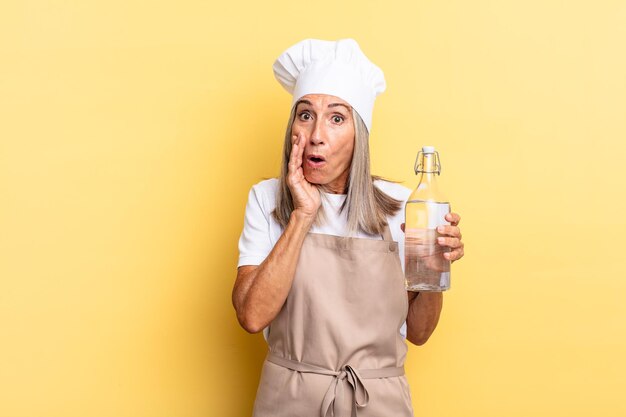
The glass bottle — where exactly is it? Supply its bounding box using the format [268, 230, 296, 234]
[405, 146, 451, 291]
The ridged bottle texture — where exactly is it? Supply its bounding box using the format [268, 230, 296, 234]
[405, 146, 451, 291]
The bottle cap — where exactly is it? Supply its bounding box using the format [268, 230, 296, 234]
[422, 146, 436, 154]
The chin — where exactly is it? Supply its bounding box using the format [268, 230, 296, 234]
[304, 172, 326, 185]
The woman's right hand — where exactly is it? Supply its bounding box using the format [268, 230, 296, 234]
[233, 132, 321, 334]
[287, 132, 321, 219]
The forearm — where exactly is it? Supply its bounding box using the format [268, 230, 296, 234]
[239, 210, 314, 332]
[405, 291, 443, 345]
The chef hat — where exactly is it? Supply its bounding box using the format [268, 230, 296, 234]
[272, 38, 386, 132]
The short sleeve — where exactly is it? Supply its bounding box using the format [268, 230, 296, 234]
[238, 185, 274, 267]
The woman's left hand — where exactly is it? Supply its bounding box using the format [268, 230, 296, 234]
[438, 212, 464, 263]
[400, 212, 465, 263]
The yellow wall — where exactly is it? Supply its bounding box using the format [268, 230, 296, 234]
[1, 1, 625, 416]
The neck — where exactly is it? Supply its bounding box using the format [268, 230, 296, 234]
[325, 173, 349, 194]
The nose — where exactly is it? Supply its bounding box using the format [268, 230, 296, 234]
[309, 119, 325, 146]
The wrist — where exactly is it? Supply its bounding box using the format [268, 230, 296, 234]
[290, 209, 316, 228]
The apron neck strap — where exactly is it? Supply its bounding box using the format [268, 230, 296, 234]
[381, 224, 393, 242]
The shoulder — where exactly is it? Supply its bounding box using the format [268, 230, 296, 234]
[239, 179, 280, 268]
[248, 178, 279, 210]
[250, 177, 279, 196]
[373, 178, 412, 202]
[241, 178, 279, 226]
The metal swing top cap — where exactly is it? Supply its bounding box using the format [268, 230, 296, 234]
[414, 146, 442, 175]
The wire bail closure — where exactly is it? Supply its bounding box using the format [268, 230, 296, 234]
[414, 150, 442, 175]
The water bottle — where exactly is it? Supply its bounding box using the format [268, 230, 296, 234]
[405, 146, 451, 291]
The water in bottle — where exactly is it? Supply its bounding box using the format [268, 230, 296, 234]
[405, 146, 451, 291]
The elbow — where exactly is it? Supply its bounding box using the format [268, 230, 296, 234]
[232, 290, 261, 334]
[233, 266, 268, 334]
[235, 306, 266, 334]
[240, 316, 265, 334]
[407, 326, 437, 346]
[408, 333, 431, 346]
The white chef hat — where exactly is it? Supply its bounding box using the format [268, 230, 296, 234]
[272, 38, 386, 132]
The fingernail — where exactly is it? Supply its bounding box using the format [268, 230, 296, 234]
[437, 237, 445, 244]
[437, 226, 444, 233]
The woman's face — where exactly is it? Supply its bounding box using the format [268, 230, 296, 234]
[291, 94, 355, 194]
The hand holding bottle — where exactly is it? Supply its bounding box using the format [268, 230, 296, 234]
[435, 213, 464, 262]
[401, 212, 464, 264]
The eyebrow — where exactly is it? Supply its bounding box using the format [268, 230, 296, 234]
[295, 99, 310, 109]
[329, 103, 352, 111]
[295, 99, 351, 112]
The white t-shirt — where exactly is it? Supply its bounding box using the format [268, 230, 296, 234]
[237, 178, 412, 340]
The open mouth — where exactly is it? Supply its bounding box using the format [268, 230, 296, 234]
[306, 154, 326, 168]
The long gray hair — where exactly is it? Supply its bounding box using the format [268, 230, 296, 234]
[272, 105, 402, 236]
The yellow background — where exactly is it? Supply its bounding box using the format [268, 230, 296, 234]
[1, 1, 625, 416]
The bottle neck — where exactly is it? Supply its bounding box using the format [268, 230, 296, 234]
[409, 151, 447, 203]
[417, 153, 439, 182]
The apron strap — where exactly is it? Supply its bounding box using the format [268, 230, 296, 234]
[267, 352, 404, 417]
[381, 224, 393, 242]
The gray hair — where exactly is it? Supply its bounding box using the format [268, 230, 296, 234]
[272, 106, 401, 236]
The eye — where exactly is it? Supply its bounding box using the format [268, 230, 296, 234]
[298, 111, 312, 121]
[332, 115, 344, 123]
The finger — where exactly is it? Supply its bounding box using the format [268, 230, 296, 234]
[444, 247, 464, 262]
[296, 132, 305, 169]
[288, 138, 303, 182]
[436, 225, 462, 239]
[445, 212, 461, 226]
[288, 140, 299, 175]
[437, 236, 462, 249]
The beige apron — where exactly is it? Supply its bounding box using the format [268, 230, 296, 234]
[252, 226, 414, 417]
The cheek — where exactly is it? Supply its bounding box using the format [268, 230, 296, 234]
[290, 125, 300, 138]
[337, 139, 355, 166]
[341, 151, 354, 170]
[291, 120, 305, 136]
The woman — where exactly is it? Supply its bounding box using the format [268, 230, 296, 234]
[232, 39, 465, 417]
